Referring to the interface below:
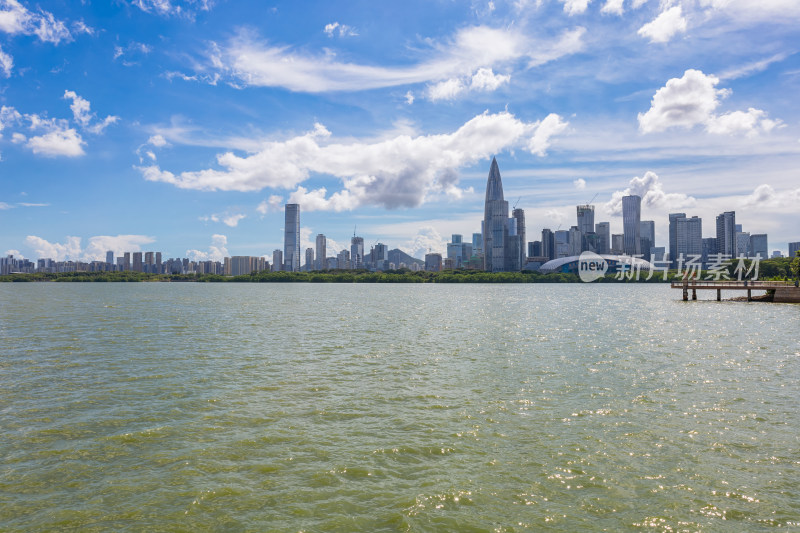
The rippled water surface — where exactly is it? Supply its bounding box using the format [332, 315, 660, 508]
[1, 283, 799, 531]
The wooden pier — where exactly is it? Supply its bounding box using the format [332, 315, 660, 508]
[671, 280, 800, 303]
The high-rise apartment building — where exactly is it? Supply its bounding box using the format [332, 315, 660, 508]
[132, 252, 143, 272]
[315, 234, 326, 271]
[789, 242, 800, 257]
[716, 211, 736, 256]
[622, 195, 641, 256]
[373, 243, 388, 270]
[284, 203, 300, 272]
[106, 250, 114, 265]
[736, 231, 750, 257]
[611, 234, 624, 254]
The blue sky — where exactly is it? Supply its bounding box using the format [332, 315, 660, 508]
[1, 0, 799, 262]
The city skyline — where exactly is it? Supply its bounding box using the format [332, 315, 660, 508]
[1, 1, 799, 261]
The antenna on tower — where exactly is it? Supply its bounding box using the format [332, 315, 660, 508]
[353, 225, 357, 238]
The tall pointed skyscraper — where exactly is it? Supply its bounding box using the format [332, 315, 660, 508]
[483, 157, 510, 272]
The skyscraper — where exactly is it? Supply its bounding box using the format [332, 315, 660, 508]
[272, 250, 283, 272]
[315, 234, 326, 270]
[284, 204, 300, 272]
[595, 222, 610, 255]
[483, 157, 509, 272]
[640, 220, 655, 261]
[512, 208, 526, 268]
[677, 216, 702, 259]
[716, 211, 736, 256]
[541, 229, 555, 260]
[351, 236, 364, 269]
[576, 204, 594, 237]
[669, 213, 687, 267]
[622, 195, 641, 256]
[105, 250, 114, 265]
[305, 248, 314, 271]
[750, 234, 768, 259]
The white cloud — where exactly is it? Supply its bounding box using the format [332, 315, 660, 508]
[697, 0, 800, 22]
[573, 178, 586, 189]
[470, 67, 510, 91]
[63, 90, 119, 133]
[604, 171, 696, 216]
[148, 134, 168, 147]
[5, 249, 21, 257]
[601, 0, 625, 15]
[560, 0, 591, 15]
[24, 234, 154, 261]
[11, 132, 25, 143]
[0, 105, 20, 132]
[63, 90, 91, 126]
[403, 226, 448, 259]
[323, 22, 357, 38]
[186, 234, 228, 262]
[427, 78, 465, 101]
[404, 91, 415, 105]
[0, 0, 71, 43]
[638, 6, 687, 43]
[26, 127, 85, 157]
[741, 183, 800, 208]
[0, 201, 12, 209]
[209, 25, 585, 93]
[528, 113, 569, 155]
[0, 44, 12, 77]
[256, 195, 283, 215]
[638, 69, 779, 136]
[72, 20, 94, 36]
[200, 212, 246, 227]
[139, 110, 569, 210]
[131, 0, 214, 17]
[719, 52, 792, 81]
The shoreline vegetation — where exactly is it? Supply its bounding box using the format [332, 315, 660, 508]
[1, 257, 796, 284]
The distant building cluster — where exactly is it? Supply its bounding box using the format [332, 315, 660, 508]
[3, 157, 798, 276]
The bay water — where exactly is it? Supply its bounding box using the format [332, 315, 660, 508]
[1, 283, 799, 531]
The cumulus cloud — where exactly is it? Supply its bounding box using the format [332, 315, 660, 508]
[139, 110, 569, 211]
[24, 234, 154, 261]
[186, 234, 228, 262]
[638, 69, 779, 136]
[200, 212, 246, 227]
[601, 0, 625, 15]
[207, 25, 585, 93]
[573, 178, 586, 189]
[0, 105, 21, 132]
[256, 195, 283, 215]
[404, 91, 415, 105]
[425, 67, 511, 102]
[560, 0, 591, 15]
[63, 90, 119, 134]
[638, 6, 687, 43]
[0, 44, 12, 77]
[0, 0, 72, 43]
[403, 226, 448, 259]
[26, 127, 85, 157]
[741, 183, 800, 208]
[604, 171, 696, 216]
[148, 134, 168, 147]
[323, 22, 357, 37]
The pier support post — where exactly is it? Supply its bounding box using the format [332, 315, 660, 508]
[683, 288, 688, 301]
[747, 289, 752, 302]
[692, 289, 697, 300]
[717, 289, 721, 301]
